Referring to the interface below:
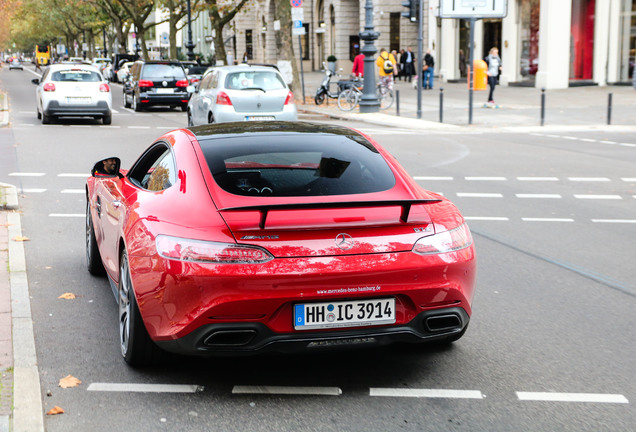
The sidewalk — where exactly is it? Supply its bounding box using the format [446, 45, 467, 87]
[295, 70, 636, 132]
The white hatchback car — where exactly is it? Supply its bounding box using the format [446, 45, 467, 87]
[32, 64, 112, 124]
[187, 65, 297, 126]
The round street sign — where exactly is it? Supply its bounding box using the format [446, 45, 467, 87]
[291, 0, 302, 7]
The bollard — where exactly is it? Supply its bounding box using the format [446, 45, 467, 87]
[540, 88, 546, 126]
[607, 93, 612, 125]
[396, 90, 400, 116]
[439, 88, 444, 123]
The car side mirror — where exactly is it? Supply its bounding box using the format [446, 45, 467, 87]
[91, 157, 121, 178]
[31, 78, 40, 85]
[187, 85, 197, 94]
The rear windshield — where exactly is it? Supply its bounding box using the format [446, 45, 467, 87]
[225, 71, 286, 91]
[201, 134, 396, 197]
[51, 70, 101, 82]
[142, 64, 186, 80]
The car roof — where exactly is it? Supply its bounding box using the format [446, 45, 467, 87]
[46, 63, 101, 73]
[214, 64, 281, 74]
[189, 121, 365, 140]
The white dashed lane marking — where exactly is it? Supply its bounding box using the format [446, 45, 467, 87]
[87, 383, 201, 393]
[516, 392, 628, 404]
[370, 388, 484, 399]
[515, 194, 562, 199]
[531, 133, 636, 148]
[232, 386, 342, 396]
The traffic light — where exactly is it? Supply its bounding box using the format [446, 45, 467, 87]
[401, 0, 419, 22]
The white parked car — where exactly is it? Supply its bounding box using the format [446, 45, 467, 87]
[187, 64, 297, 126]
[31, 63, 113, 124]
[116, 61, 134, 82]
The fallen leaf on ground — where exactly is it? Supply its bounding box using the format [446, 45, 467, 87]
[13, 236, 30, 242]
[46, 406, 64, 415]
[59, 375, 82, 388]
[58, 293, 76, 300]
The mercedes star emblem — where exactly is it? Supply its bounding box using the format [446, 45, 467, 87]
[335, 233, 354, 250]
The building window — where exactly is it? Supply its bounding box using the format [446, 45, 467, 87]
[519, 0, 540, 81]
[390, 12, 400, 53]
[246, 29, 253, 60]
[619, 0, 636, 81]
[570, 0, 595, 81]
[299, 24, 310, 60]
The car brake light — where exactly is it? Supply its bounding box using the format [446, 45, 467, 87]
[176, 80, 188, 87]
[138, 80, 154, 88]
[43, 83, 56, 92]
[412, 223, 473, 255]
[284, 91, 295, 105]
[156, 235, 273, 264]
[216, 91, 232, 106]
[190, 78, 200, 84]
[99, 83, 110, 92]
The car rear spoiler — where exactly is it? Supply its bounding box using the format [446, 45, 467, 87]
[219, 199, 442, 229]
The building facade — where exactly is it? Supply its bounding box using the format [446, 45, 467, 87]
[182, 0, 636, 89]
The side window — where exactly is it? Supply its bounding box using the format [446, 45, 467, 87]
[128, 144, 177, 192]
[200, 72, 213, 90]
[210, 71, 219, 88]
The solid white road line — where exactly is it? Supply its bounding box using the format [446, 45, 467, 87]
[232, 385, 342, 396]
[600, 140, 617, 145]
[619, 143, 636, 147]
[87, 383, 201, 393]
[516, 392, 628, 404]
[562, 136, 579, 140]
[61, 189, 85, 194]
[622, 178, 636, 182]
[580, 138, 597, 143]
[522, 218, 574, 222]
[515, 194, 562, 199]
[574, 194, 622, 200]
[592, 219, 636, 224]
[413, 176, 454, 181]
[464, 216, 509, 221]
[48, 214, 84, 218]
[370, 388, 484, 399]
[517, 177, 559, 181]
[464, 176, 507, 181]
[457, 193, 503, 198]
[568, 177, 610, 182]
[20, 189, 47, 193]
[9, 173, 45, 177]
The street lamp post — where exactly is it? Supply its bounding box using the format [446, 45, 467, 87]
[358, 0, 380, 113]
[185, 0, 196, 61]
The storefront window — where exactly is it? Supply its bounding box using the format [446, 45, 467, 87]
[570, 0, 595, 81]
[519, 0, 540, 81]
[619, 0, 636, 81]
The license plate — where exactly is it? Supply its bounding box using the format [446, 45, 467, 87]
[66, 97, 91, 104]
[244, 116, 276, 121]
[294, 298, 395, 330]
[156, 88, 174, 94]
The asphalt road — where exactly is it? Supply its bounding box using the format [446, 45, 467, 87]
[1, 66, 635, 431]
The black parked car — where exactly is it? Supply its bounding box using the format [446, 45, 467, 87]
[123, 60, 189, 111]
[111, 54, 138, 83]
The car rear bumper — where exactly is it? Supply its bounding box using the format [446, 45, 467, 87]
[44, 100, 111, 117]
[139, 92, 189, 107]
[154, 307, 470, 356]
[214, 106, 298, 123]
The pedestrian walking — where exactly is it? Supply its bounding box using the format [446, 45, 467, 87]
[402, 47, 415, 83]
[423, 49, 435, 89]
[485, 47, 502, 104]
[352, 52, 365, 78]
[459, 49, 467, 77]
[392, 50, 401, 80]
[376, 48, 397, 91]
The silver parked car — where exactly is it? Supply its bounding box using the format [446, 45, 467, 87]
[187, 65, 297, 126]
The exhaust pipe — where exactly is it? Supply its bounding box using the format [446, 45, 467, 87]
[203, 329, 257, 347]
[424, 314, 462, 332]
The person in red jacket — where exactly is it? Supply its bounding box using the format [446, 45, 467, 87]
[352, 53, 365, 78]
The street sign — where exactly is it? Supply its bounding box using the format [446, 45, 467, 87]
[291, 0, 302, 7]
[292, 21, 306, 35]
[439, 0, 507, 18]
[291, 7, 304, 21]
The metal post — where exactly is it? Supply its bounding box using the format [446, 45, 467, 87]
[359, 0, 380, 113]
[298, 35, 306, 103]
[416, 0, 423, 119]
[185, 0, 196, 61]
[439, 87, 444, 123]
[468, 18, 475, 125]
[607, 93, 612, 125]
[396, 90, 400, 116]
[540, 88, 546, 126]
[103, 28, 108, 58]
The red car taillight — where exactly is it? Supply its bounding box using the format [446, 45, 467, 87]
[43, 83, 56, 92]
[176, 80, 188, 87]
[138, 80, 154, 88]
[189, 78, 200, 84]
[156, 235, 273, 264]
[216, 91, 232, 106]
[284, 91, 295, 105]
[99, 83, 110, 92]
[412, 223, 473, 255]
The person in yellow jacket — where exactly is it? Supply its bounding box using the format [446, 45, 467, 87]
[376, 48, 397, 91]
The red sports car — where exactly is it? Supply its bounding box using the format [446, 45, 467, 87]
[86, 122, 476, 366]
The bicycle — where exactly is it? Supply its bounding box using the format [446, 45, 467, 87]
[337, 77, 394, 111]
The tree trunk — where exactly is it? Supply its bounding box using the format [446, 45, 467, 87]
[274, 0, 301, 99]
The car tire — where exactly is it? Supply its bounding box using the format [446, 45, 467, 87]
[187, 111, 194, 127]
[124, 92, 131, 108]
[103, 113, 112, 125]
[86, 200, 105, 276]
[42, 113, 51, 124]
[181, 104, 187, 112]
[119, 250, 162, 367]
[133, 95, 142, 112]
[207, 113, 214, 124]
[37, 109, 41, 120]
